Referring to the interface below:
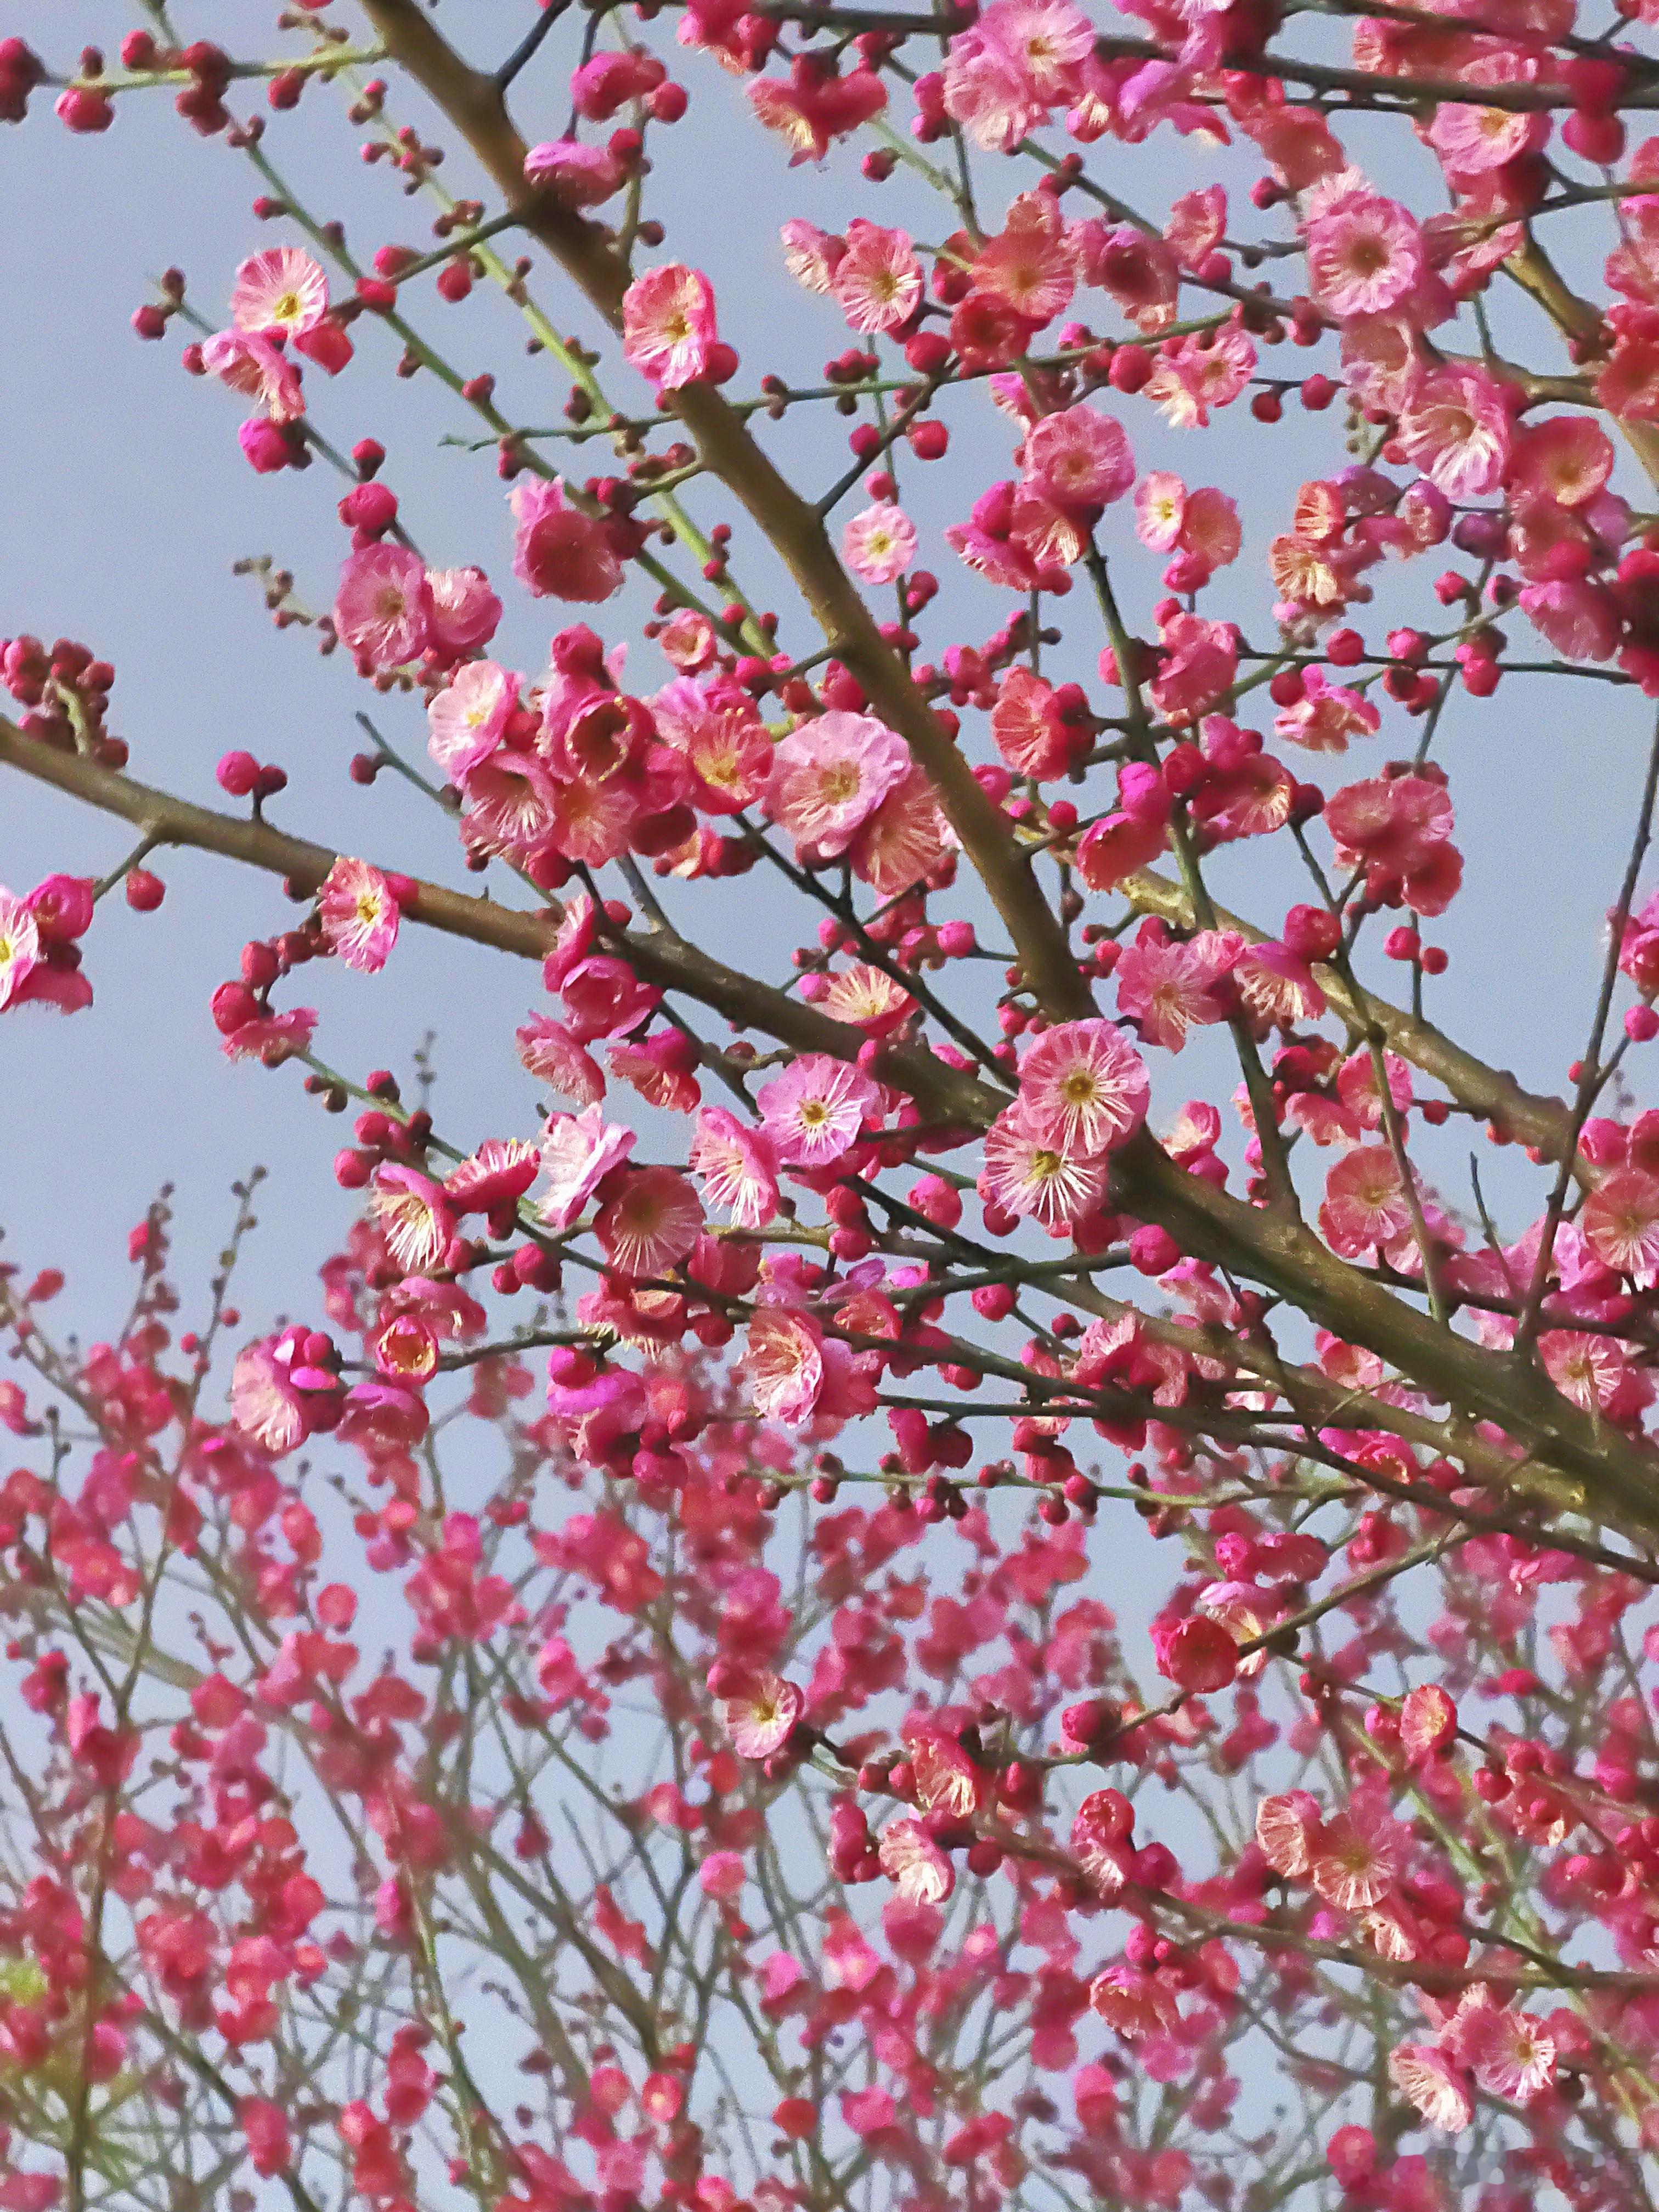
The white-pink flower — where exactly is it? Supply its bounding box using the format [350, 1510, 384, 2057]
[757, 1053, 880, 1166]
[622, 263, 720, 391]
[716, 1671, 804, 1758]
[200, 329, 306, 425]
[979, 1101, 1109, 1230]
[1387, 2044, 1473, 2134]
[766, 711, 911, 860]
[428, 661, 516, 782]
[690, 1107, 781, 1228]
[842, 503, 917, 585]
[877, 1818, 955, 1905]
[1398, 368, 1513, 499]
[538, 1106, 636, 1233]
[318, 857, 400, 974]
[230, 246, 329, 337]
[831, 221, 923, 334]
[742, 1306, 825, 1423]
[1017, 1019, 1149, 1158]
[0, 889, 41, 1012]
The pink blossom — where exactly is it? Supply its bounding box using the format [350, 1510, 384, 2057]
[1324, 774, 1463, 915]
[1310, 1795, 1406, 1911]
[1386, 2045, 1472, 2134]
[1304, 190, 1426, 320]
[842, 503, 917, 584]
[757, 1053, 880, 1166]
[523, 137, 627, 208]
[831, 221, 923, 334]
[652, 676, 772, 813]
[849, 766, 955, 894]
[1398, 368, 1513, 500]
[742, 1306, 826, 1423]
[1136, 470, 1187, 552]
[426, 567, 502, 658]
[595, 1166, 704, 1278]
[1255, 1792, 1323, 1877]
[767, 711, 911, 859]
[318, 857, 400, 974]
[1425, 53, 1548, 180]
[444, 1138, 540, 1217]
[1017, 1019, 1149, 1158]
[715, 1669, 804, 1757]
[691, 1107, 781, 1228]
[1115, 922, 1245, 1052]
[979, 1101, 1110, 1229]
[0, 889, 41, 1011]
[623, 263, 720, 390]
[1319, 1146, 1414, 1260]
[780, 219, 845, 295]
[230, 1329, 341, 1458]
[1582, 1166, 1659, 1286]
[230, 247, 329, 337]
[1143, 328, 1256, 428]
[200, 329, 306, 424]
[510, 479, 624, 603]
[427, 661, 516, 782]
[1022, 403, 1135, 511]
[991, 667, 1073, 778]
[538, 1107, 637, 1232]
[220, 1006, 318, 1065]
[877, 1818, 955, 1905]
[1143, 612, 1238, 725]
[1457, 2001, 1556, 2103]
[334, 544, 432, 670]
[1274, 668, 1379, 754]
[370, 1166, 456, 1276]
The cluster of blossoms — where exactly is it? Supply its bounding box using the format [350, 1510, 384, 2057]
[12, 0, 1659, 2205]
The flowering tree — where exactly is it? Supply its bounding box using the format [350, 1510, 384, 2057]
[10, 0, 1659, 2207]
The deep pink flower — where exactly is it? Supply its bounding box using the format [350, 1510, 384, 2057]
[1324, 774, 1463, 915]
[595, 1165, 704, 1278]
[510, 479, 624, 603]
[444, 1138, 540, 1217]
[623, 263, 720, 390]
[426, 566, 502, 658]
[979, 1101, 1109, 1230]
[200, 329, 306, 424]
[522, 137, 627, 207]
[715, 1669, 804, 1757]
[1115, 922, 1244, 1052]
[516, 1014, 606, 1104]
[318, 857, 400, 974]
[334, 544, 432, 670]
[1304, 190, 1426, 320]
[1022, 404, 1135, 510]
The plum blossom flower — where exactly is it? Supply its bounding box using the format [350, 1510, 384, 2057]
[538, 1107, 636, 1232]
[370, 1167, 456, 1276]
[1017, 1020, 1149, 1158]
[1304, 189, 1426, 320]
[200, 329, 306, 424]
[1398, 368, 1513, 499]
[877, 1818, 955, 1905]
[831, 221, 923, 334]
[231, 1329, 342, 1457]
[523, 137, 627, 207]
[767, 712, 911, 859]
[742, 1306, 826, 1422]
[780, 218, 845, 294]
[1022, 404, 1135, 510]
[426, 568, 502, 659]
[1114, 922, 1245, 1052]
[842, 503, 917, 584]
[595, 1166, 704, 1278]
[715, 1671, 803, 1758]
[444, 1139, 540, 1217]
[691, 1107, 781, 1228]
[979, 1101, 1110, 1230]
[758, 1054, 881, 1166]
[623, 263, 720, 390]
[1387, 2045, 1473, 2134]
[1255, 1792, 1323, 1877]
[318, 857, 400, 974]
[334, 545, 432, 670]
[1582, 1167, 1659, 1286]
[0, 889, 41, 1011]
[1324, 775, 1463, 916]
[427, 661, 516, 782]
[510, 479, 624, 602]
[1456, 2001, 1556, 2103]
[1309, 1795, 1406, 1910]
[1274, 668, 1379, 754]
[230, 246, 329, 337]
[1319, 1146, 1415, 1260]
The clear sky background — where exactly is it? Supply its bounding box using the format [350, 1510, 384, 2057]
[0, 0, 1647, 1351]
